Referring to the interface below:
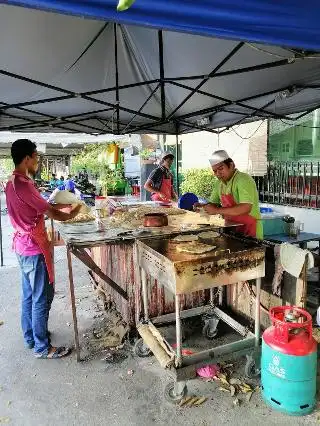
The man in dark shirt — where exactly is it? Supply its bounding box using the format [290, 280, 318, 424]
[144, 152, 178, 202]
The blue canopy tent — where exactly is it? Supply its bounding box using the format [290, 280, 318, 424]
[4, 0, 320, 51]
[0, 1, 320, 136]
[0, 1, 319, 268]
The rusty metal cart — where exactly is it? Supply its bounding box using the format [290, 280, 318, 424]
[134, 235, 265, 403]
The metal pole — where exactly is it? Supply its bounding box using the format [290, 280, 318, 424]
[66, 248, 81, 362]
[0, 188, 3, 267]
[114, 23, 120, 134]
[255, 278, 261, 347]
[158, 30, 166, 120]
[175, 294, 182, 364]
[175, 134, 180, 196]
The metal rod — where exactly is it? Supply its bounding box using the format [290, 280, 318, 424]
[302, 162, 306, 206]
[167, 42, 245, 120]
[0, 110, 82, 134]
[296, 162, 300, 206]
[169, 80, 286, 121]
[66, 248, 81, 362]
[0, 68, 159, 103]
[152, 306, 210, 325]
[71, 247, 128, 300]
[212, 307, 249, 337]
[0, 94, 74, 112]
[182, 336, 256, 367]
[114, 23, 120, 134]
[278, 162, 281, 204]
[317, 162, 319, 208]
[176, 86, 290, 121]
[3, 109, 114, 134]
[141, 268, 149, 321]
[158, 30, 166, 120]
[310, 162, 313, 208]
[86, 79, 160, 96]
[175, 294, 182, 364]
[218, 286, 223, 305]
[209, 288, 214, 305]
[121, 84, 160, 134]
[0, 69, 160, 122]
[175, 126, 180, 196]
[285, 161, 288, 205]
[164, 58, 292, 82]
[255, 278, 261, 347]
[231, 99, 275, 128]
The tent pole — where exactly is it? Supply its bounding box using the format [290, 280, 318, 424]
[158, 30, 166, 120]
[175, 123, 180, 197]
[114, 23, 120, 134]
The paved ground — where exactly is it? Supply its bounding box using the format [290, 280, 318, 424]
[0, 195, 319, 425]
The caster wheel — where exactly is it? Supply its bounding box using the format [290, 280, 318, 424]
[202, 323, 218, 340]
[164, 382, 187, 404]
[244, 356, 260, 378]
[134, 338, 152, 357]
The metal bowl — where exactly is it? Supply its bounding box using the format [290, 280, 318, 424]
[143, 212, 168, 227]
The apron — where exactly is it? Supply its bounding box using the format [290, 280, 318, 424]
[10, 173, 55, 284]
[220, 178, 257, 238]
[151, 176, 172, 202]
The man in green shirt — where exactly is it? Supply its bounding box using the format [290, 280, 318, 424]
[195, 150, 263, 239]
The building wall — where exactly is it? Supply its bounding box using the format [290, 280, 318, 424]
[268, 109, 320, 162]
[166, 121, 267, 175]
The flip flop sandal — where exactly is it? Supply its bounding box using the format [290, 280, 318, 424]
[35, 346, 71, 359]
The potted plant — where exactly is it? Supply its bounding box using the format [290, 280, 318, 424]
[140, 148, 156, 165]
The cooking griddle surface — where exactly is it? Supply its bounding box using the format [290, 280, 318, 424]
[143, 235, 262, 264]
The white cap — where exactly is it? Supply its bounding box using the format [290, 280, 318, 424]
[209, 150, 230, 167]
[161, 151, 174, 161]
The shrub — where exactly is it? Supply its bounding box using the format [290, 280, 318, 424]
[180, 168, 217, 200]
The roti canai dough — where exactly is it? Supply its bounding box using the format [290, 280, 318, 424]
[176, 242, 217, 254]
[198, 231, 220, 239]
[173, 234, 199, 243]
[52, 190, 79, 204]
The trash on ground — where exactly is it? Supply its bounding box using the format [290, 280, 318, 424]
[193, 397, 207, 406]
[233, 398, 240, 407]
[179, 395, 208, 408]
[197, 364, 220, 378]
[246, 392, 253, 402]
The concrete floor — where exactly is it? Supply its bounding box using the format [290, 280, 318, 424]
[0, 202, 319, 425]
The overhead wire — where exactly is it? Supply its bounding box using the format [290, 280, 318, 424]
[246, 43, 320, 60]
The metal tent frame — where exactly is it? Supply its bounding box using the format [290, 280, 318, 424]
[1, 11, 320, 137]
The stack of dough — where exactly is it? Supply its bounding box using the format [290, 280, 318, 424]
[52, 190, 94, 223]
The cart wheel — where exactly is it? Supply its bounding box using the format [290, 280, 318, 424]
[134, 338, 152, 357]
[244, 356, 260, 378]
[202, 323, 218, 340]
[164, 382, 187, 404]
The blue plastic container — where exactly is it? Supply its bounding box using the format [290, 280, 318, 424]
[178, 192, 199, 210]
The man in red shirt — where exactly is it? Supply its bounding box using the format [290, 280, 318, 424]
[6, 139, 81, 359]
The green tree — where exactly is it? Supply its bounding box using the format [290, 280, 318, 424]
[0, 159, 14, 180]
[71, 143, 125, 195]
